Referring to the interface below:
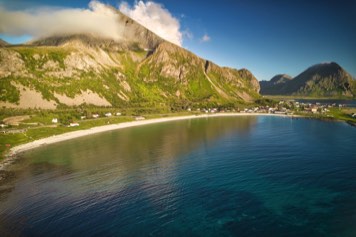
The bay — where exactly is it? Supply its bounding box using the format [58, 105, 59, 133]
[0, 116, 355, 237]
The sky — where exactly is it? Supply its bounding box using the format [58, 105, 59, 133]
[0, 0, 355, 80]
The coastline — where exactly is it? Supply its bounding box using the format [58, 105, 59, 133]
[0, 113, 300, 170]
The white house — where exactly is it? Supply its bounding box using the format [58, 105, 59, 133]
[69, 123, 79, 127]
[116, 112, 122, 116]
[105, 112, 112, 117]
[92, 114, 99, 118]
[52, 118, 58, 123]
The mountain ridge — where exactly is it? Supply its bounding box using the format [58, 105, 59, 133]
[0, 10, 260, 109]
[260, 62, 356, 98]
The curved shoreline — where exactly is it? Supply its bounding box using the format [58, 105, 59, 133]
[0, 113, 300, 170]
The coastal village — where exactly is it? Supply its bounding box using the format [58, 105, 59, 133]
[1, 100, 355, 134]
[241, 100, 353, 117]
[191, 100, 355, 118]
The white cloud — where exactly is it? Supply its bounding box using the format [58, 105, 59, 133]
[182, 29, 193, 40]
[0, 0, 186, 46]
[0, 1, 125, 40]
[119, 1, 183, 46]
[200, 34, 211, 43]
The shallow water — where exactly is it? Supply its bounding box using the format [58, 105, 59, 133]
[0, 116, 355, 236]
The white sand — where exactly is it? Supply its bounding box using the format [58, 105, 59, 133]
[0, 113, 299, 170]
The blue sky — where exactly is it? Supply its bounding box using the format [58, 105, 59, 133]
[0, 0, 355, 80]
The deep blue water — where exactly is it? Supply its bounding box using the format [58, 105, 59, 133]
[0, 116, 355, 236]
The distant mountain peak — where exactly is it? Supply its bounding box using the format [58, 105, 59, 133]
[270, 74, 292, 84]
[307, 61, 342, 71]
[260, 62, 355, 97]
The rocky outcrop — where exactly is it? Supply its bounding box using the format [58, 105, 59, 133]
[237, 68, 260, 93]
[0, 49, 27, 77]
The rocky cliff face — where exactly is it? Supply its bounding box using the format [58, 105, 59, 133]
[0, 11, 260, 109]
[260, 63, 356, 97]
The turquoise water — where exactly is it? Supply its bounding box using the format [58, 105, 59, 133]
[0, 116, 355, 236]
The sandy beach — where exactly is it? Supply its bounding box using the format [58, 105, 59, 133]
[0, 113, 298, 170]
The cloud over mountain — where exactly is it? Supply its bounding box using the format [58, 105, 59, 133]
[0, 1, 125, 41]
[119, 1, 182, 46]
[0, 0, 183, 46]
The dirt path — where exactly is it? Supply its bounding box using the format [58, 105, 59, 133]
[203, 71, 230, 99]
[3, 115, 31, 126]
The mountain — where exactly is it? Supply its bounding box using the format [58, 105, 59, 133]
[0, 39, 9, 47]
[269, 74, 292, 84]
[0, 11, 260, 110]
[260, 62, 356, 97]
[260, 74, 292, 95]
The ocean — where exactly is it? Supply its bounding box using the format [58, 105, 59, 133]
[0, 116, 355, 236]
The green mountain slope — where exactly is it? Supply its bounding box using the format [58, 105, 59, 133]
[0, 12, 260, 110]
[260, 62, 356, 98]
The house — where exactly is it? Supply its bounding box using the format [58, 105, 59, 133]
[92, 114, 99, 118]
[311, 108, 318, 113]
[52, 118, 58, 123]
[135, 116, 145, 121]
[80, 116, 86, 120]
[268, 108, 275, 113]
[274, 111, 286, 115]
[69, 123, 79, 127]
[116, 112, 122, 116]
[105, 112, 112, 117]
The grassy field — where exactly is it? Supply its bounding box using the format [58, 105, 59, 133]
[0, 115, 134, 160]
[0, 110, 202, 161]
[327, 107, 356, 123]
